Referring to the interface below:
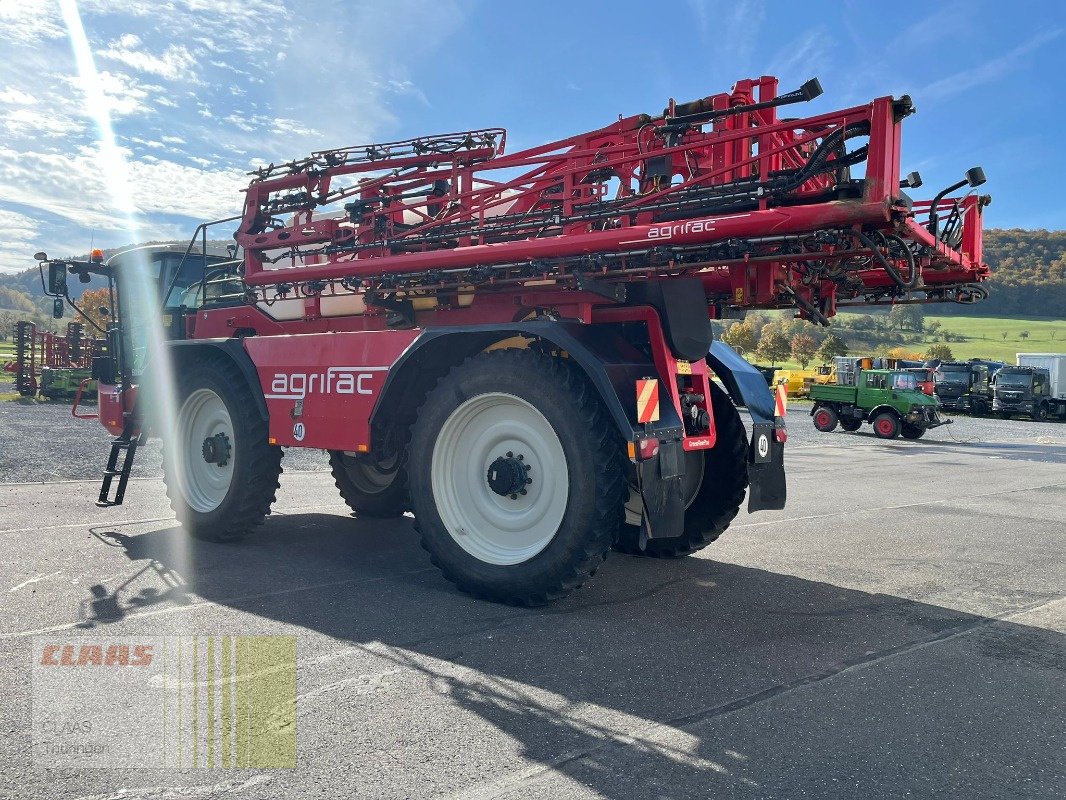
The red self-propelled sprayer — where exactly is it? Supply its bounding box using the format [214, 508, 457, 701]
[37, 76, 990, 604]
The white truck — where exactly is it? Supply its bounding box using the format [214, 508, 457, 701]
[993, 354, 1066, 420]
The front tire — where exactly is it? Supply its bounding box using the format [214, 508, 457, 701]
[408, 349, 625, 605]
[872, 412, 901, 439]
[165, 358, 283, 542]
[329, 451, 408, 517]
[900, 423, 925, 439]
[614, 383, 749, 558]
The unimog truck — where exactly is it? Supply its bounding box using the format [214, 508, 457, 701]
[810, 369, 950, 439]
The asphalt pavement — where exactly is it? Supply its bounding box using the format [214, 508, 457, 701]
[0, 407, 1063, 798]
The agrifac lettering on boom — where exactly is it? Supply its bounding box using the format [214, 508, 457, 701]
[37, 74, 989, 605]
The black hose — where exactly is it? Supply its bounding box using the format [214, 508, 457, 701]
[852, 229, 919, 291]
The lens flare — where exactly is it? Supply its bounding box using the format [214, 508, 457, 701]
[60, 1, 187, 571]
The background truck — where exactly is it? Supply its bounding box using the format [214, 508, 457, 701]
[993, 354, 1066, 419]
[934, 361, 990, 414]
[810, 369, 948, 439]
[904, 365, 936, 396]
[35, 75, 990, 604]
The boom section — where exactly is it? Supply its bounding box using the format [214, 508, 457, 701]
[233, 75, 990, 324]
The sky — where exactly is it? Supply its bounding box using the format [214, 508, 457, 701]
[0, 0, 1062, 273]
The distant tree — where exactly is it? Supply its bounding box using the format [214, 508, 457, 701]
[888, 304, 925, 332]
[721, 321, 756, 354]
[925, 343, 954, 362]
[926, 320, 942, 335]
[790, 333, 817, 368]
[815, 334, 848, 363]
[1001, 331, 1008, 341]
[887, 347, 923, 361]
[75, 287, 112, 333]
[756, 325, 790, 365]
[1020, 330, 1030, 341]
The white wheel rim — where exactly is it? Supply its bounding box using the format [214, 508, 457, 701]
[176, 388, 234, 513]
[625, 449, 705, 527]
[431, 393, 568, 566]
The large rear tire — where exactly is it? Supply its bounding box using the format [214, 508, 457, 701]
[329, 451, 408, 517]
[813, 406, 838, 432]
[408, 349, 625, 605]
[614, 383, 748, 558]
[165, 358, 283, 542]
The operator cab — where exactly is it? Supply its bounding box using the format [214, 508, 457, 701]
[108, 244, 241, 377]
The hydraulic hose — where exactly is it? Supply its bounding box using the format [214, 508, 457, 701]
[852, 229, 919, 291]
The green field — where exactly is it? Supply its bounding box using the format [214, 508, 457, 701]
[759, 313, 1066, 371]
[848, 313, 1066, 363]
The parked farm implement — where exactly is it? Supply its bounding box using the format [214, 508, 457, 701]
[4, 321, 97, 400]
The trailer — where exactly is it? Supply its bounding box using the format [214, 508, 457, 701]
[36, 75, 991, 604]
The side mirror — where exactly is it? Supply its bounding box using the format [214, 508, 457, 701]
[47, 262, 68, 297]
[52, 298, 64, 319]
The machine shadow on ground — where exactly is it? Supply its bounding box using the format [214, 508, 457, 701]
[74, 513, 1066, 798]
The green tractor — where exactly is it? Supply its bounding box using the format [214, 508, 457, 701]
[809, 369, 950, 440]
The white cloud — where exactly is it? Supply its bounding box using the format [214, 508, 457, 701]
[0, 208, 42, 272]
[2, 108, 82, 139]
[0, 144, 246, 233]
[98, 33, 199, 82]
[61, 70, 163, 119]
[0, 88, 37, 106]
[921, 29, 1062, 101]
[0, 0, 470, 273]
[0, 1, 65, 45]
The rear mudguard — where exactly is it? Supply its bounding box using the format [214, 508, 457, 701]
[706, 341, 787, 512]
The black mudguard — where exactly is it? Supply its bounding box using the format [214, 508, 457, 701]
[167, 338, 269, 422]
[706, 341, 787, 512]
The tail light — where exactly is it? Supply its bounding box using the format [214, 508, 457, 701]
[635, 438, 660, 461]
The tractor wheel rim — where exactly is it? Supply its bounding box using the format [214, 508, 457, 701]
[877, 418, 893, 435]
[816, 411, 830, 426]
[431, 392, 568, 566]
[177, 388, 234, 513]
[624, 449, 704, 527]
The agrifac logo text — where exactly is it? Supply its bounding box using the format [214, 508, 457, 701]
[646, 218, 714, 240]
[265, 366, 387, 400]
